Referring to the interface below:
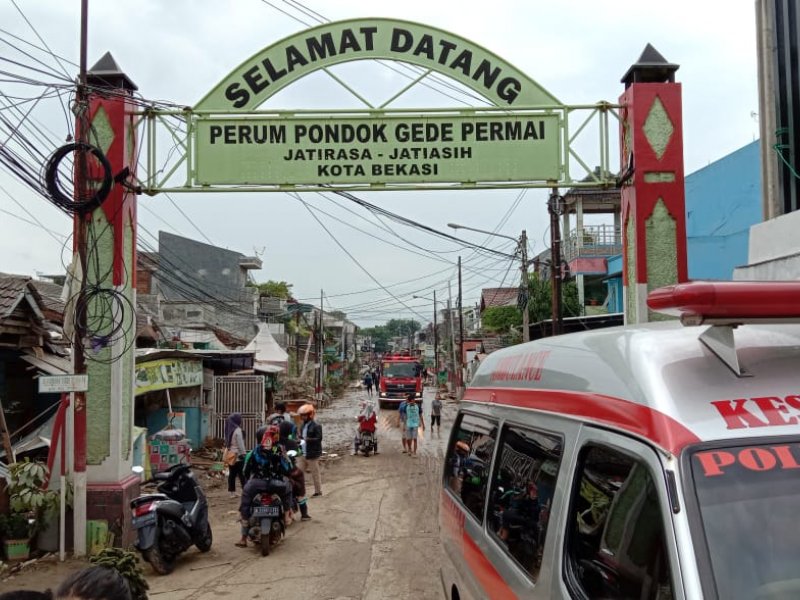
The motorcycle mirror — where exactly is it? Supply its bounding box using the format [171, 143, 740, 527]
[132, 465, 145, 475]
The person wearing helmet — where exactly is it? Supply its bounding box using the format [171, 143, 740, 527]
[236, 425, 293, 547]
[297, 403, 323, 497]
[278, 419, 311, 521]
[352, 400, 378, 456]
[266, 402, 297, 438]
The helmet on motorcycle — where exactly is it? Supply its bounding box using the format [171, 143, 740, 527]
[297, 404, 315, 419]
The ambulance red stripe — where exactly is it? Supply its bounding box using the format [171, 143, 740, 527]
[462, 528, 518, 599]
[465, 387, 700, 454]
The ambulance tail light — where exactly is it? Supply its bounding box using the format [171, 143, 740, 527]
[647, 281, 800, 326]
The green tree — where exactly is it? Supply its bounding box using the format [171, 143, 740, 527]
[527, 272, 582, 323]
[360, 325, 390, 353]
[482, 306, 521, 332]
[385, 318, 421, 337]
[253, 280, 294, 299]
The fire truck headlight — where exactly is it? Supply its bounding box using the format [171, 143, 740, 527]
[380, 392, 387, 397]
[416, 392, 422, 397]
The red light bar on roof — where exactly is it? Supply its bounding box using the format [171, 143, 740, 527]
[647, 281, 800, 325]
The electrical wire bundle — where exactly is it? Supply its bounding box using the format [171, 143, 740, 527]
[0, 0, 537, 334]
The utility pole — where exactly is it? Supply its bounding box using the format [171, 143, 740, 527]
[549, 189, 563, 336]
[295, 312, 301, 376]
[520, 230, 530, 342]
[318, 289, 323, 401]
[71, 0, 90, 557]
[457, 256, 464, 397]
[433, 289, 439, 373]
[448, 282, 457, 394]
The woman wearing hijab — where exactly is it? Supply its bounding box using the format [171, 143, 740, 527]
[225, 412, 246, 498]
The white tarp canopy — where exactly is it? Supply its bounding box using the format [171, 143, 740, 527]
[245, 323, 288, 373]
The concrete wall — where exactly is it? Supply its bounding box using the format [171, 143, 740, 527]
[734, 208, 800, 279]
[685, 140, 762, 279]
[157, 231, 256, 304]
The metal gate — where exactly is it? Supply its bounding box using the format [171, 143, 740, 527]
[213, 376, 265, 443]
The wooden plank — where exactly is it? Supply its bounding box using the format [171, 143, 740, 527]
[0, 396, 15, 464]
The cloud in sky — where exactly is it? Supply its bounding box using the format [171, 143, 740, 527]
[0, 0, 760, 325]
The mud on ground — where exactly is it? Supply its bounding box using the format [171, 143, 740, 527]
[0, 387, 455, 599]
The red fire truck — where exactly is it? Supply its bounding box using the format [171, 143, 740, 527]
[377, 353, 423, 408]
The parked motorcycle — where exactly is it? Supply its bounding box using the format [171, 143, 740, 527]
[130, 464, 212, 574]
[357, 430, 377, 456]
[246, 490, 286, 556]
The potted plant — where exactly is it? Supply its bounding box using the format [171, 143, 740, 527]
[0, 513, 33, 561]
[7, 460, 68, 552]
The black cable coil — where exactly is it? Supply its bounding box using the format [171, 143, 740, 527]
[44, 142, 113, 214]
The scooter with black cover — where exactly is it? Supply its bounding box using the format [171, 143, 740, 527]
[130, 463, 213, 574]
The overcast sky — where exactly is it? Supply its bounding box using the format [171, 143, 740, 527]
[0, 0, 760, 326]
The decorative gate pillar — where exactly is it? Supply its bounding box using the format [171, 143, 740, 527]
[77, 53, 139, 546]
[619, 45, 687, 324]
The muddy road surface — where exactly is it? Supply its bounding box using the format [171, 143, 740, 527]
[1, 387, 455, 599]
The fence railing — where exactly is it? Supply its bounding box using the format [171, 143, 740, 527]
[562, 224, 622, 263]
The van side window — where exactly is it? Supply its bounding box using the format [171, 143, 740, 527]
[487, 425, 562, 582]
[445, 413, 498, 522]
[565, 445, 673, 600]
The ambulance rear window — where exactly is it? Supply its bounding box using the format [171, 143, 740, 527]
[689, 441, 800, 600]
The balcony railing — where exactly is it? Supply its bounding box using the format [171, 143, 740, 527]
[563, 224, 622, 263]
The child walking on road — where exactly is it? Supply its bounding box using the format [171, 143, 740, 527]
[431, 391, 443, 435]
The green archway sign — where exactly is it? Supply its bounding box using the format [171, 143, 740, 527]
[144, 18, 616, 193]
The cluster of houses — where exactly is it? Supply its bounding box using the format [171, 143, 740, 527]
[0, 231, 359, 472]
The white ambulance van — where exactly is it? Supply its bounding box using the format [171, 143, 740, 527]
[440, 281, 800, 600]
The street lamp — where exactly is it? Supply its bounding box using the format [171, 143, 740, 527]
[412, 293, 438, 372]
[448, 222, 530, 342]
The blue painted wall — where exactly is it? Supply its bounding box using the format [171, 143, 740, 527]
[604, 255, 624, 313]
[146, 407, 206, 448]
[685, 140, 762, 280]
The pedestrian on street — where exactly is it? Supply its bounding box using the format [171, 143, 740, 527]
[405, 395, 423, 456]
[431, 391, 443, 435]
[363, 371, 373, 397]
[371, 367, 380, 391]
[224, 412, 246, 498]
[266, 401, 289, 426]
[298, 403, 323, 496]
[398, 396, 409, 453]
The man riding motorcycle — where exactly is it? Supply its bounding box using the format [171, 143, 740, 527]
[236, 425, 293, 548]
[352, 400, 378, 456]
